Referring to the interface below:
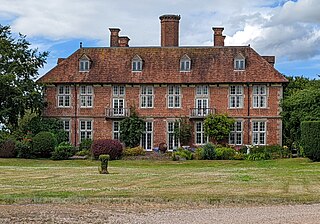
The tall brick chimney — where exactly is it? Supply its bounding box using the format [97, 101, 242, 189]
[109, 28, 120, 47]
[212, 27, 225, 46]
[159, 14, 181, 47]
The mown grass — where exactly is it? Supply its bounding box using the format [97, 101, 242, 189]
[0, 158, 319, 205]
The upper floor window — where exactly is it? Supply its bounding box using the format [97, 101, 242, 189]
[79, 54, 91, 72]
[252, 121, 266, 145]
[168, 85, 181, 108]
[180, 55, 191, 71]
[58, 85, 71, 107]
[196, 85, 209, 96]
[80, 85, 93, 108]
[140, 86, 154, 108]
[229, 85, 243, 108]
[234, 54, 245, 70]
[113, 85, 125, 97]
[253, 85, 267, 108]
[132, 55, 142, 71]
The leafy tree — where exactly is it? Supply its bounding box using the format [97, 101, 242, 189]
[120, 110, 145, 148]
[174, 117, 192, 146]
[301, 121, 320, 162]
[204, 114, 235, 143]
[0, 25, 48, 129]
[281, 76, 320, 147]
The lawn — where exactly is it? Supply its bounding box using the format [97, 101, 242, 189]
[0, 158, 319, 205]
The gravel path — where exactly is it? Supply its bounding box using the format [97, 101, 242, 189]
[0, 203, 320, 223]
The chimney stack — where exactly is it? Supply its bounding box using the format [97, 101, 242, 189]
[118, 36, 130, 47]
[159, 14, 181, 47]
[262, 56, 275, 67]
[109, 28, 120, 47]
[212, 27, 225, 46]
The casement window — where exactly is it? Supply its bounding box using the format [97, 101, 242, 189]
[132, 55, 143, 71]
[140, 86, 154, 108]
[168, 85, 181, 108]
[113, 85, 125, 97]
[234, 59, 245, 70]
[141, 121, 153, 151]
[113, 121, 120, 140]
[252, 121, 266, 145]
[229, 121, 243, 145]
[195, 85, 209, 116]
[167, 121, 179, 150]
[79, 59, 90, 71]
[253, 85, 267, 108]
[229, 85, 243, 108]
[79, 120, 93, 142]
[62, 119, 71, 143]
[112, 85, 126, 116]
[80, 85, 93, 108]
[195, 121, 207, 145]
[180, 55, 191, 71]
[58, 85, 71, 107]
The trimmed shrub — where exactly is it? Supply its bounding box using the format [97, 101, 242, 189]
[215, 147, 236, 160]
[51, 142, 76, 160]
[16, 141, 33, 158]
[0, 139, 16, 158]
[123, 146, 146, 156]
[201, 142, 216, 160]
[173, 147, 193, 160]
[32, 131, 57, 158]
[301, 121, 320, 162]
[79, 138, 93, 151]
[99, 154, 110, 174]
[91, 139, 123, 160]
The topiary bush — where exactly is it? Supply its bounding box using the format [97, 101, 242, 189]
[201, 142, 216, 160]
[99, 154, 110, 174]
[32, 131, 57, 158]
[215, 147, 236, 160]
[91, 139, 123, 160]
[0, 139, 16, 158]
[51, 142, 76, 160]
[16, 141, 33, 158]
[123, 146, 146, 156]
[301, 121, 320, 162]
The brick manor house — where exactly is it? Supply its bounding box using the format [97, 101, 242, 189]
[38, 14, 288, 150]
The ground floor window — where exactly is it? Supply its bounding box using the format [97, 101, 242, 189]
[62, 119, 71, 142]
[167, 121, 179, 150]
[252, 121, 266, 145]
[229, 121, 243, 145]
[195, 121, 207, 145]
[141, 121, 153, 151]
[80, 120, 92, 142]
[113, 121, 120, 140]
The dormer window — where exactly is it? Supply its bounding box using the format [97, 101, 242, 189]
[132, 55, 143, 71]
[180, 55, 191, 71]
[234, 55, 245, 70]
[79, 54, 91, 72]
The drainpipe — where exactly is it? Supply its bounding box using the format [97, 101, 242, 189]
[247, 83, 250, 145]
[74, 84, 78, 146]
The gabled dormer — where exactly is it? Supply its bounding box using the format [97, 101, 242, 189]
[132, 55, 143, 72]
[234, 54, 245, 71]
[79, 54, 91, 72]
[180, 54, 191, 72]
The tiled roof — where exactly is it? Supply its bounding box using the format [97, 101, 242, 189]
[38, 46, 288, 84]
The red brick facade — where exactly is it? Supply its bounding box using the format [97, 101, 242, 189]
[39, 14, 287, 149]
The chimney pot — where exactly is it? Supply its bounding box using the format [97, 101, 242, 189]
[212, 27, 225, 46]
[159, 14, 181, 47]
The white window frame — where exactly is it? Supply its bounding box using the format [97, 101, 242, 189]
[112, 85, 126, 116]
[195, 121, 207, 145]
[79, 119, 93, 142]
[132, 56, 143, 71]
[113, 85, 125, 97]
[252, 121, 266, 145]
[112, 121, 121, 141]
[57, 85, 71, 108]
[80, 85, 93, 108]
[140, 86, 154, 108]
[79, 59, 90, 72]
[141, 121, 153, 151]
[167, 121, 179, 150]
[168, 85, 181, 108]
[229, 85, 243, 108]
[62, 119, 71, 143]
[253, 85, 267, 108]
[234, 58, 245, 70]
[229, 121, 243, 145]
[195, 85, 209, 116]
[180, 55, 191, 71]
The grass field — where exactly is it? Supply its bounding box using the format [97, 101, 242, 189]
[0, 158, 319, 206]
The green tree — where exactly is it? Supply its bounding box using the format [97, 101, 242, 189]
[120, 110, 145, 148]
[204, 114, 235, 143]
[0, 25, 48, 129]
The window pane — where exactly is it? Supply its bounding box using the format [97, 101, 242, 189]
[113, 86, 118, 95]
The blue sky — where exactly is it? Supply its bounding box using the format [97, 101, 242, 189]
[0, 0, 319, 79]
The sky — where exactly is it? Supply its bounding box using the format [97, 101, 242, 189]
[0, 0, 319, 79]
